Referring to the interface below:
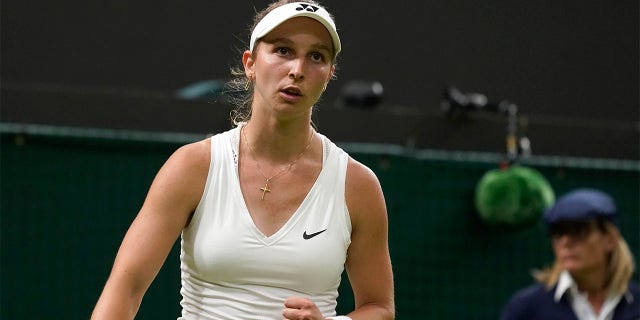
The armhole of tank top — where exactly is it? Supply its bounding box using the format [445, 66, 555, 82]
[325, 137, 352, 241]
[339, 152, 352, 240]
[188, 134, 220, 228]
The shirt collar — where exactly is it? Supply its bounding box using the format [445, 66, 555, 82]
[554, 270, 575, 302]
[553, 270, 634, 304]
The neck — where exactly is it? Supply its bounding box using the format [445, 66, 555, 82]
[247, 94, 315, 150]
[242, 121, 314, 163]
[572, 270, 609, 295]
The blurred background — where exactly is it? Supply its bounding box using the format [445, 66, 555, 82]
[1, 0, 638, 319]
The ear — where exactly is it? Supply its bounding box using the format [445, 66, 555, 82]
[242, 50, 255, 78]
[603, 232, 617, 252]
[324, 65, 336, 89]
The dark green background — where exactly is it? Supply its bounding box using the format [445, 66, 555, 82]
[1, 131, 638, 319]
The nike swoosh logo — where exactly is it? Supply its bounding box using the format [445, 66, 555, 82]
[303, 229, 327, 240]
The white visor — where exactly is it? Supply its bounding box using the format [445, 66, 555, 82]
[249, 2, 341, 58]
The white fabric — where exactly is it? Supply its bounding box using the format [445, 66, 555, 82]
[250, 2, 341, 57]
[554, 271, 623, 320]
[178, 125, 351, 319]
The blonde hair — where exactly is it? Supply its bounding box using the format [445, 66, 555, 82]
[224, 0, 336, 125]
[532, 221, 636, 296]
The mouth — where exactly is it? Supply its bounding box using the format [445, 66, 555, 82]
[281, 86, 302, 97]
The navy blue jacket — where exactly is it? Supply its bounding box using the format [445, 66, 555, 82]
[500, 282, 639, 320]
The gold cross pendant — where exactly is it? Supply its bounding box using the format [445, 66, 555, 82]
[259, 181, 271, 200]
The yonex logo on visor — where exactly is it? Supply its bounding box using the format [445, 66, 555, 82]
[296, 4, 319, 12]
[249, 2, 341, 58]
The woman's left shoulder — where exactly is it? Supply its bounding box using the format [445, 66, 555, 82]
[346, 157, 382, 191]
[345, 157, 387, 223]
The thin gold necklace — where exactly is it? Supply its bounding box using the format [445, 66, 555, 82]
[242, 124, 314, 200]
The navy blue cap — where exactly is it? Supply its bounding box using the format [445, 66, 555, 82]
[543, 188, 617, 226]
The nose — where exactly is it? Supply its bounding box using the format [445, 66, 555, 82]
[288, 59, 305, 80]
[553, 233, 576, 247]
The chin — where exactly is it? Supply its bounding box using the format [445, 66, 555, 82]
[564, 266, 583, 274]
[560, 259, 582, 272]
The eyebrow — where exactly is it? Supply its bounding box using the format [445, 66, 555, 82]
[263, 37, 332, 54]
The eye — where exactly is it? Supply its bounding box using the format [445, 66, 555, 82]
[310, 52, 326, 63]
[275, 47, 290, 56]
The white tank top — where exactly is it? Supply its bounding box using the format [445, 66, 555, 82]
[178, 125, 352, 320]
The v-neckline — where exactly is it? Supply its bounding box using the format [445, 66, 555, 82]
[230, 124, 327, 245]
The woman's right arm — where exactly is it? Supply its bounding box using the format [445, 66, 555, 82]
[91, 139, 211, 320]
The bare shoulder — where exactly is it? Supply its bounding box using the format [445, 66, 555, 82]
[345, 157, 387, 228]
[167, 137, 211, 173]
[345, 157, 381, 192]
[146, 137, 211, 216]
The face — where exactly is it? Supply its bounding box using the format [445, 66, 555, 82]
[243, 17, 335, 119]
[550, 220, 616, 278]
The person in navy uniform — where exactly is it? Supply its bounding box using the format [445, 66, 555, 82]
[500, 188, 638, 320]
